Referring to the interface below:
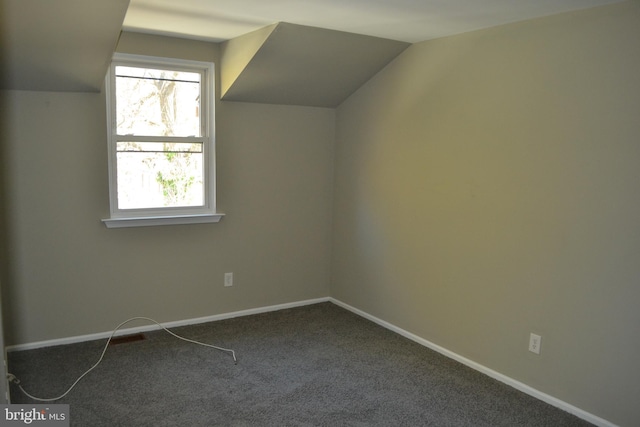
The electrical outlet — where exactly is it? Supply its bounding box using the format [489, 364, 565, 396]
[529, 333, 541, 354]
[224, 272, 233, 287]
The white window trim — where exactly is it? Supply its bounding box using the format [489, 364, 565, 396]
[102, 53, 223, 228]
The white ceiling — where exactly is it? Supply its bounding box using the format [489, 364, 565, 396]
[0, 0, 626, 93]
[123, 0, 625, 43]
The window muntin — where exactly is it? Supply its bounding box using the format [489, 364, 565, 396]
[104, 54, 218, 225]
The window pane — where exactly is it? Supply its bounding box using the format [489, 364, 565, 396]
[115, 66, 201, 137]
[116, 142, 204, 209]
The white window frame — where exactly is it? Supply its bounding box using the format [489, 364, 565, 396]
[102, 53, 223, 228]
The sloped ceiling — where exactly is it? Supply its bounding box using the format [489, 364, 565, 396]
[220, 23, 410, 108]
[123, 0, 626, 44]
[0, 0, 626, 102]
[122, 0, 625, 106]
[0, 0, 129, 92]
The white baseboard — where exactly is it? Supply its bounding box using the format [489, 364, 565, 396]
[6, 297, 330, 353]
[7, 296, 615, 427]
[329, 298, 616, 427]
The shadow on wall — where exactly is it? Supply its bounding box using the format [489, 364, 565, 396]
[0, 7, 18, 342]
[0, 91, 14, 344]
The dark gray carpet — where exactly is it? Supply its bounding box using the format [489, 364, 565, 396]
[8, 302, 593, 426]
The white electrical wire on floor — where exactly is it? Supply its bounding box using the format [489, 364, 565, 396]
[7, 316, 237, 402]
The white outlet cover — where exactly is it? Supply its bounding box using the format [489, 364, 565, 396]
[224, 272, 233, 287]
[529, 333, 541, 354]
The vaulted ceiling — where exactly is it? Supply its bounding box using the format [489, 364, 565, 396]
[219, 22, 409, 107]
[122, 0, 625, 43]
[0, 0, 626, 105]
[0, 0, 129, 92]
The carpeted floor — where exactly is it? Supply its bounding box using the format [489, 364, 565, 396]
[8, 302, 593, 426]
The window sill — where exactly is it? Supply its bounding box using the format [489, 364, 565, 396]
[102, 213, 224, 229]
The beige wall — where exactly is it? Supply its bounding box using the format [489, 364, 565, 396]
[2, 3, 640, 425]
[331, 2, 640, 426]
[1, 32, 335, 346]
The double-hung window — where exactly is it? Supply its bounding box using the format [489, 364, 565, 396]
[102, 53, 222, 228]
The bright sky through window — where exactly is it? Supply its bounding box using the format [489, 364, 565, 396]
[114, 66, 204, 209]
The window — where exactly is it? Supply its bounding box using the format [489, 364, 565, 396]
[102, 53, 222, 228]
